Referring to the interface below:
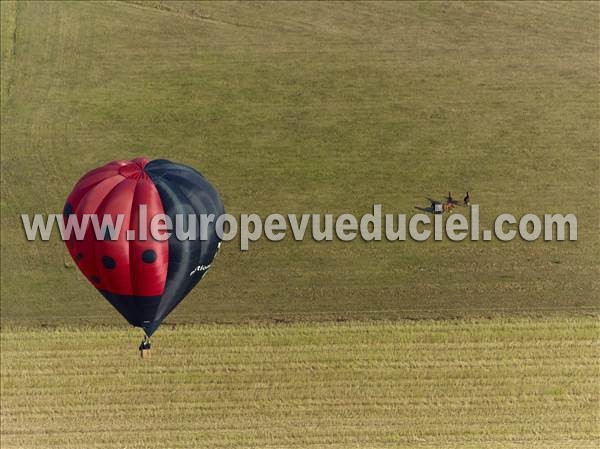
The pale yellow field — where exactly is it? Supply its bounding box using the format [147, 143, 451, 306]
[1, 317, 598, 449]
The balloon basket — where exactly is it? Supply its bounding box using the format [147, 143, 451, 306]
[139, 336, 151, 359]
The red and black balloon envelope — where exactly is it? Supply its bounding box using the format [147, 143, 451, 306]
[63, 158, 224, 336]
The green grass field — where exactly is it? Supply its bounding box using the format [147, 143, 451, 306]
[1, 1, 599, 448]
[2, 318, 598, 449]
[1, 0, 598, 326]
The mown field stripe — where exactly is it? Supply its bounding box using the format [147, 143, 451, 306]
[1, 317, 598, 449]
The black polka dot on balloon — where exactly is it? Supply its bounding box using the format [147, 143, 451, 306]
[91, 275, 100, 284]
[102, 256, 116, 269]
[142, 249, 157, 263]
[75, 253, 83, 261]
[63, 203, 73, 219]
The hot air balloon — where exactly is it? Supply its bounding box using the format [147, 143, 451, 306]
[63, 158, 224, 348]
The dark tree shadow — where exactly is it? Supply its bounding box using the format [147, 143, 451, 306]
[414, 206, 434, 214]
